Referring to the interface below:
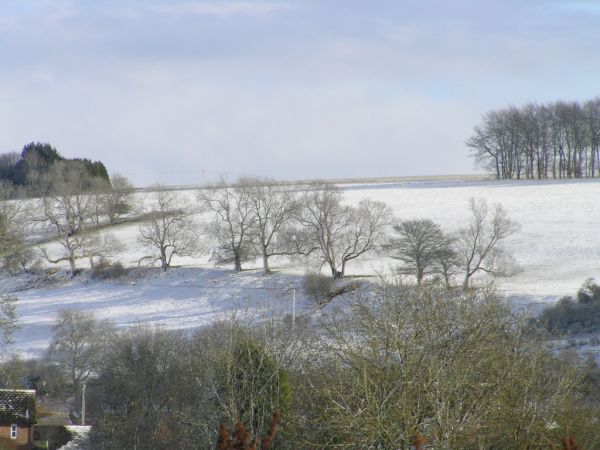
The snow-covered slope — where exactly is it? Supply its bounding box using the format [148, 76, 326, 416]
[342, 178, 600, 298]
[4, 177, 600, 358]
[8, 268, 317, 358]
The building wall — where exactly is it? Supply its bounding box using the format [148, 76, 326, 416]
[0, 424, 32, 450]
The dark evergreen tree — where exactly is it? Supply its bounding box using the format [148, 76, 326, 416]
[13, 142, 63, 186]
[0, 142, 111, 195]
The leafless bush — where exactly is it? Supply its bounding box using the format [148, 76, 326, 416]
[303, 273, 336, 304]
[302, 272, 360, 305]
[90, 258, 128, 280]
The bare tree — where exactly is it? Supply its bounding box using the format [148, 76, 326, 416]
[295, 183, 347, 278]
[457, 198, 519, 288]
[297, 183, 392, 278]
[39, 226, 121, 275]
[243, 178, 299, 274]
[389, 219, 454, 285]
[468, 98, 600, 180]
[89, 326, 197, 449]
[32, 162, 119, 274]
[198, 181, 256, 272]
[138, 187, 199, 270]
[434, 236, 461, 288]
[37, 189, 90, 271]
[339, 199, 392, 277]
[46, 310, 114, 396]
[106, 173, 135, 224]
[0, 200, 31, 272]
[0, 294, 18, 349]
[86, 173, 135, 228]
[81, 233, 122, 269]
[88, 177, 111, 228]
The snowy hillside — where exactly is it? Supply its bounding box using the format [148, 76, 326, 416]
[7, 268, 319, 359]
[4, 177, 600, 359]
[342, 178, 600, 299]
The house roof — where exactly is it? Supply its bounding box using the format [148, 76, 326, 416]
[0, 389, 36, 425]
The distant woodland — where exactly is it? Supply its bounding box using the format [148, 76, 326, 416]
[0, 142, 110, 196]
[468, 98, 600, 180]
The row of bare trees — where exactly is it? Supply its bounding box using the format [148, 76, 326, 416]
[468, 98, 600, 179]
[0, 173, 519, 287]
[196, 180, 392, 278]
[137, 180, 393, 278]
[389, 199, 520, 288]
[138, 179, 517, 288]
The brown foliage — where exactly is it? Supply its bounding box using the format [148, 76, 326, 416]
[217, 411, 280, 450]
[412, 430, 426, 450]
[562, 436, 579, 450]
[260, 411, 281, 449]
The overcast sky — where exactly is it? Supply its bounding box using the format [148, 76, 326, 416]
[1, 0, 599, 186]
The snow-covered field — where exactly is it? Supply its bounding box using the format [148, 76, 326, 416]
[343, 178, 600, 299]
[4, 177, 600, 359]
[8, 268, 316, 358]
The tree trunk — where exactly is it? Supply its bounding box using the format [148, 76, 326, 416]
[160, 247, 168, 271]
[234, 252, 242, 272]
[463, 274, 471, 290]
[330, 264, 336, 278]
[69, 256, 77, 276]
[463, 266, 472, 290]
[329, 264, 341, 279]
[72, 369, 79, 401]
[443, 270, 451, 289]
[262, 247, 271, 275]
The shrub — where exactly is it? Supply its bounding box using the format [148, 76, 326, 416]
[27, 258, 45, 274]
[302, 273, 336, 305]
[91, 258, 127, 280]
[2, 245, 33, 274]
[577, 278, 600, 304]
[302, 273, 360, 305]
[299, 281, 599, 448]
[537, 279, 600, 335]
[216, 411, 280, 450]
[218, 338, 291, 442]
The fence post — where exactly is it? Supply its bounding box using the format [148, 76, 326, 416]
[292, 289, 296, 330]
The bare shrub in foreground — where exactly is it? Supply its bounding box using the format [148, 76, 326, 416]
[295, 281, 598, 448]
